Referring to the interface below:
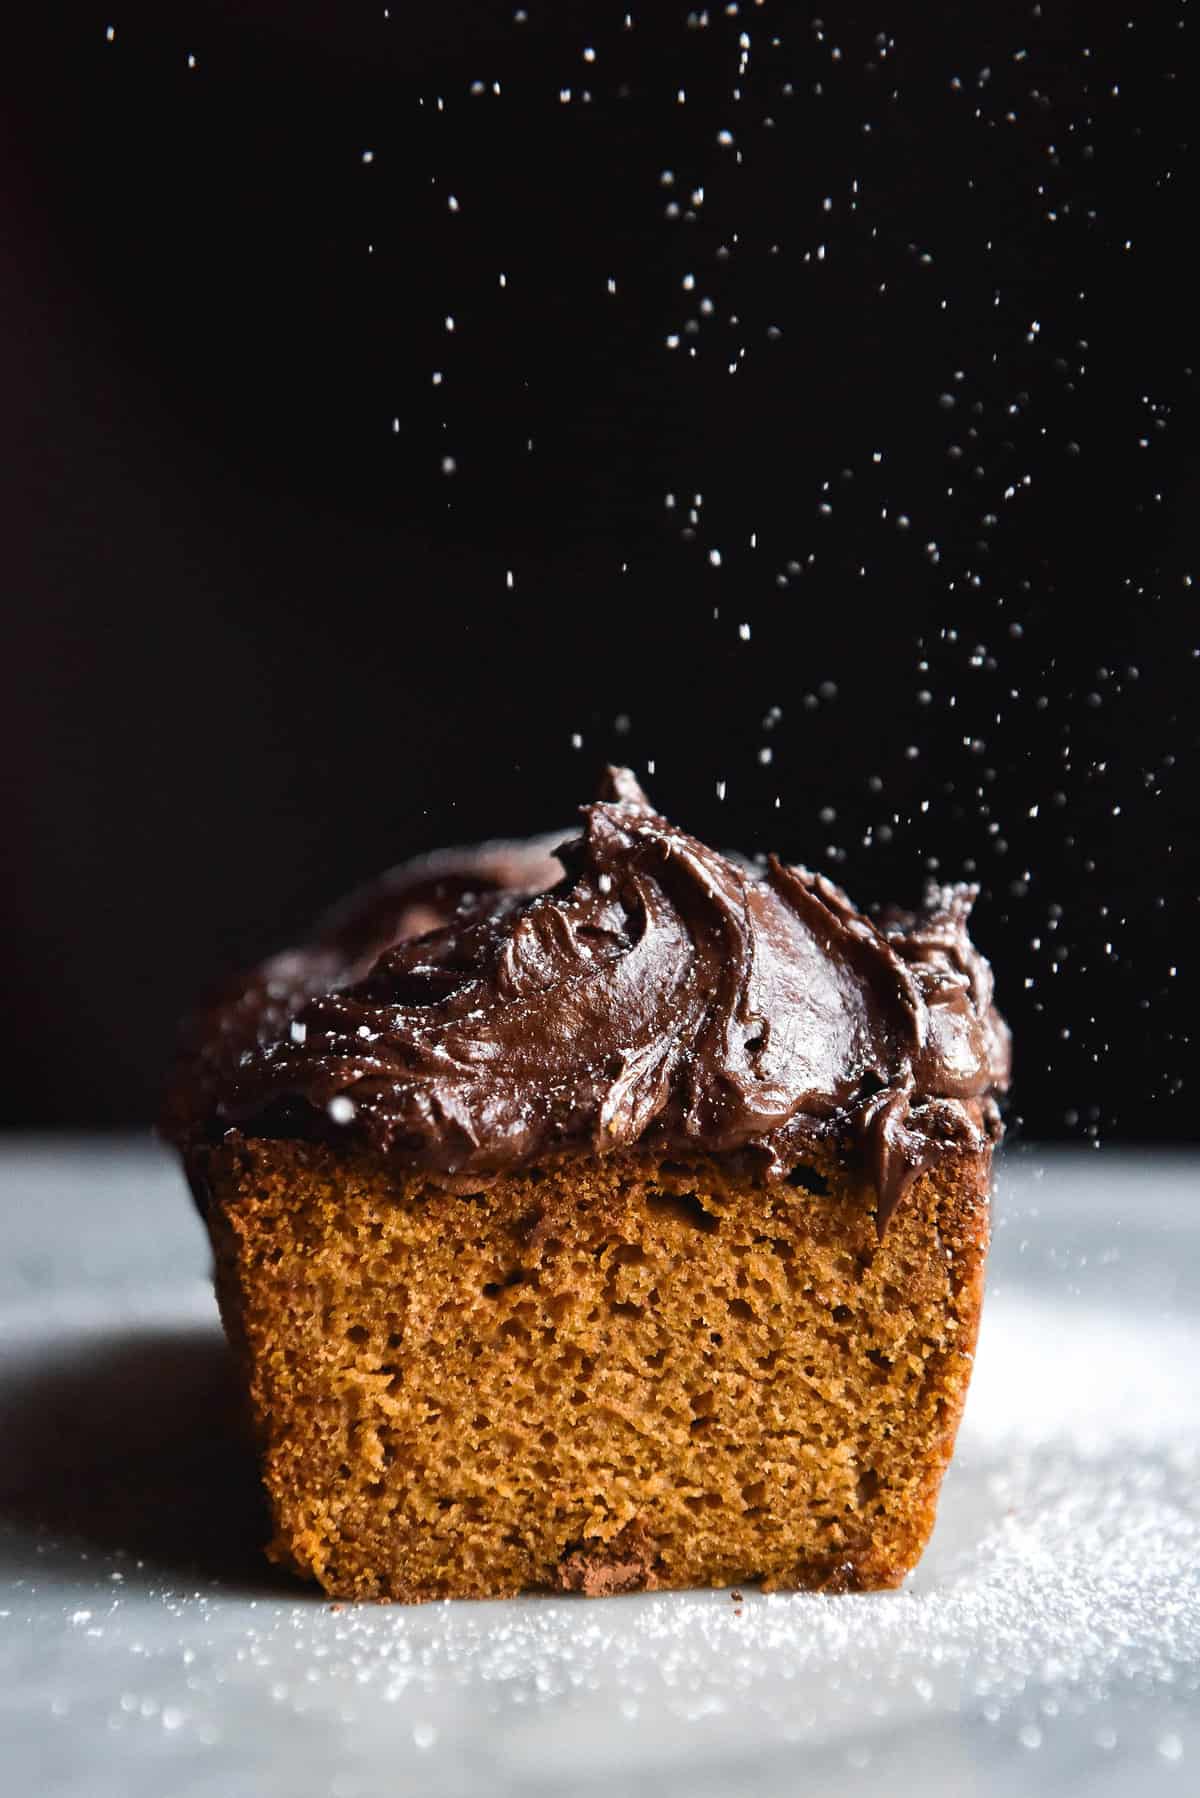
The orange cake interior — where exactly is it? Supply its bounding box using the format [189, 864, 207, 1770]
[203, 1132, 990, 1601]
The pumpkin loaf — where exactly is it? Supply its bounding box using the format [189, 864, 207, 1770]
[165, 768, 1008, 1600]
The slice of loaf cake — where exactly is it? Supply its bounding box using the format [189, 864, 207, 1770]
[166, 769, 1008, 1600]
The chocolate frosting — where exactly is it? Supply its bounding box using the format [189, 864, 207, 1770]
[166, 769, 1009, 1226]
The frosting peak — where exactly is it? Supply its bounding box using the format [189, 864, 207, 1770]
[167, 770, 1008, 1224]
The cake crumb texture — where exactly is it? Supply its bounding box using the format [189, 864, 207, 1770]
[203, 1134, 989, 1602]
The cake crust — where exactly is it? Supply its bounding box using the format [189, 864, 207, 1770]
[201, 1132, 990, 1603]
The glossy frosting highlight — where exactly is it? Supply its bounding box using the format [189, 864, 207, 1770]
[167, 769, 1008, 1225]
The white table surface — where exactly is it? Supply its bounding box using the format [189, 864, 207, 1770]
[1, 1138, 1196, 1797]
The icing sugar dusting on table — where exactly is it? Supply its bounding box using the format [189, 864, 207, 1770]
[3, 1145, 1196, 1794]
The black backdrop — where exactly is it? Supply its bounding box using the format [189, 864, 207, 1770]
[3, 2, 1196, 1139]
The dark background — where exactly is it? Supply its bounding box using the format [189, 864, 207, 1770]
[2, 2, 1195, 1140]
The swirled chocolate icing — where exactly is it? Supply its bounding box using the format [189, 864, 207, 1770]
[166, 769, 1009, 1225]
